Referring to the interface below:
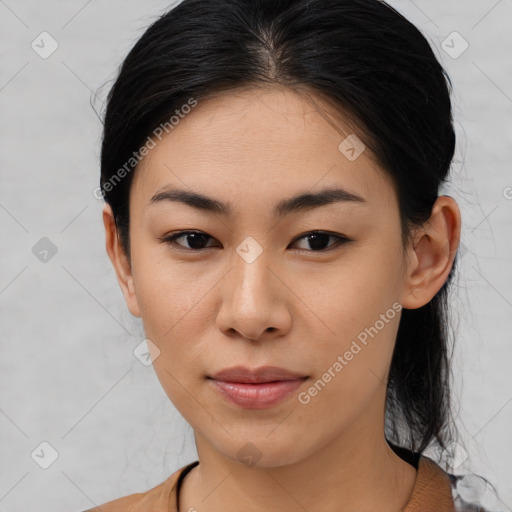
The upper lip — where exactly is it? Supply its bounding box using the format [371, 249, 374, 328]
[209, 365, 307, 383]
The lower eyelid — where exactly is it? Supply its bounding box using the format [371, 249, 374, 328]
[160, 231, 350, 252]
[160, 231, 217, 250]
[290, 234, 349, 251]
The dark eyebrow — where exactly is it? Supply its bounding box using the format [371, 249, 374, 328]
[147, 185, 366, 217]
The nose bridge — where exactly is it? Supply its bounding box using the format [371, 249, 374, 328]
[215, 238, 290, 339]
[230, 239, 275, 306]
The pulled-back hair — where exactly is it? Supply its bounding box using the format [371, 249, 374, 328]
[99, 0, 460, 458]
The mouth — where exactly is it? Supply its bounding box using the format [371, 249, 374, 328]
[207, 365, 309, 409]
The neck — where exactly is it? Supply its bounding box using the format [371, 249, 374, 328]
[179, 396, 417, 512]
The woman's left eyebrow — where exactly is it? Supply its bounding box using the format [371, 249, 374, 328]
[146, 185, 367, 217]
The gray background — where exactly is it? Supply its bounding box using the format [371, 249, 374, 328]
[1, 0, 511, 510]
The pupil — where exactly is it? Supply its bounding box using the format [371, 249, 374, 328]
[188, 233, 209, 249]
[308, 233, 329, 250]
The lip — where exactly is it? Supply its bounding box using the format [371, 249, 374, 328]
[208, 365, 308, 409]
[209, 365, 307, 383]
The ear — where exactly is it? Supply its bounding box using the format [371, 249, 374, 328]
[400, 195, 461, 309]
[102, 203, 141, 318]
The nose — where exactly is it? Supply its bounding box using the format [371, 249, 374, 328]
[215, 247, 292, 341]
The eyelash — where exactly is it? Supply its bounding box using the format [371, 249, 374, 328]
[158, 230, 351, 253]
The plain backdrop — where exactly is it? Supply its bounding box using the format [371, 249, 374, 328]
[0, 0, 511, 510]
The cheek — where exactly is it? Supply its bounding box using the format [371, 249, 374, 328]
[130, 253, 213, 391]
[132, 247, 214, 335]
[294, 306, 400, 449]
[302, 245, 403, 399]
[308, 249, 403, 339]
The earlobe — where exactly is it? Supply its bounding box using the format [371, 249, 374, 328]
[102, 203, 141, 318]
[400, 196, 461, 310]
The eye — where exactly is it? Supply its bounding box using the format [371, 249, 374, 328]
[289, 231, 351, 252]
[159, 230, 219, 251]
[159, 230, 351, 253]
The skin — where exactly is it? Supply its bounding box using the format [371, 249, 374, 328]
[103, 86, 461, 512]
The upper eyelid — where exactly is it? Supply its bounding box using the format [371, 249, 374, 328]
[162, 230, 349, 250]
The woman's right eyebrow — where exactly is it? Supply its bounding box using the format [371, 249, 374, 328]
[146, 185, 367, 218]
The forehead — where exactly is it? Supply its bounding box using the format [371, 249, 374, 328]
[131, 86, 397, 213]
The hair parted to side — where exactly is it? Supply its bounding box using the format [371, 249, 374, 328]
[99, 0, 460, 461]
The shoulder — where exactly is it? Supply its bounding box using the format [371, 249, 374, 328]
[417, 454, 501, 512]
[405, 454, 455, 511]
[403, 450, 501, 512]
[449, 472, 503, 512]
[81, 461, 199, 512]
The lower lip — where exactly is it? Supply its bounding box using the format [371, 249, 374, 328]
[209, 378, 307, 409]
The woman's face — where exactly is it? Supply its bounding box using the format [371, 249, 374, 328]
[108, 86, 418, 467]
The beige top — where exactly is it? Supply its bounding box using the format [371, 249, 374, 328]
[84, 455, 455, 512]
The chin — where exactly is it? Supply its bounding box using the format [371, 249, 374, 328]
[214, 432, 314, 469]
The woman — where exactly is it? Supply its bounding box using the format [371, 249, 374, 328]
[88, 0, 500, 510]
